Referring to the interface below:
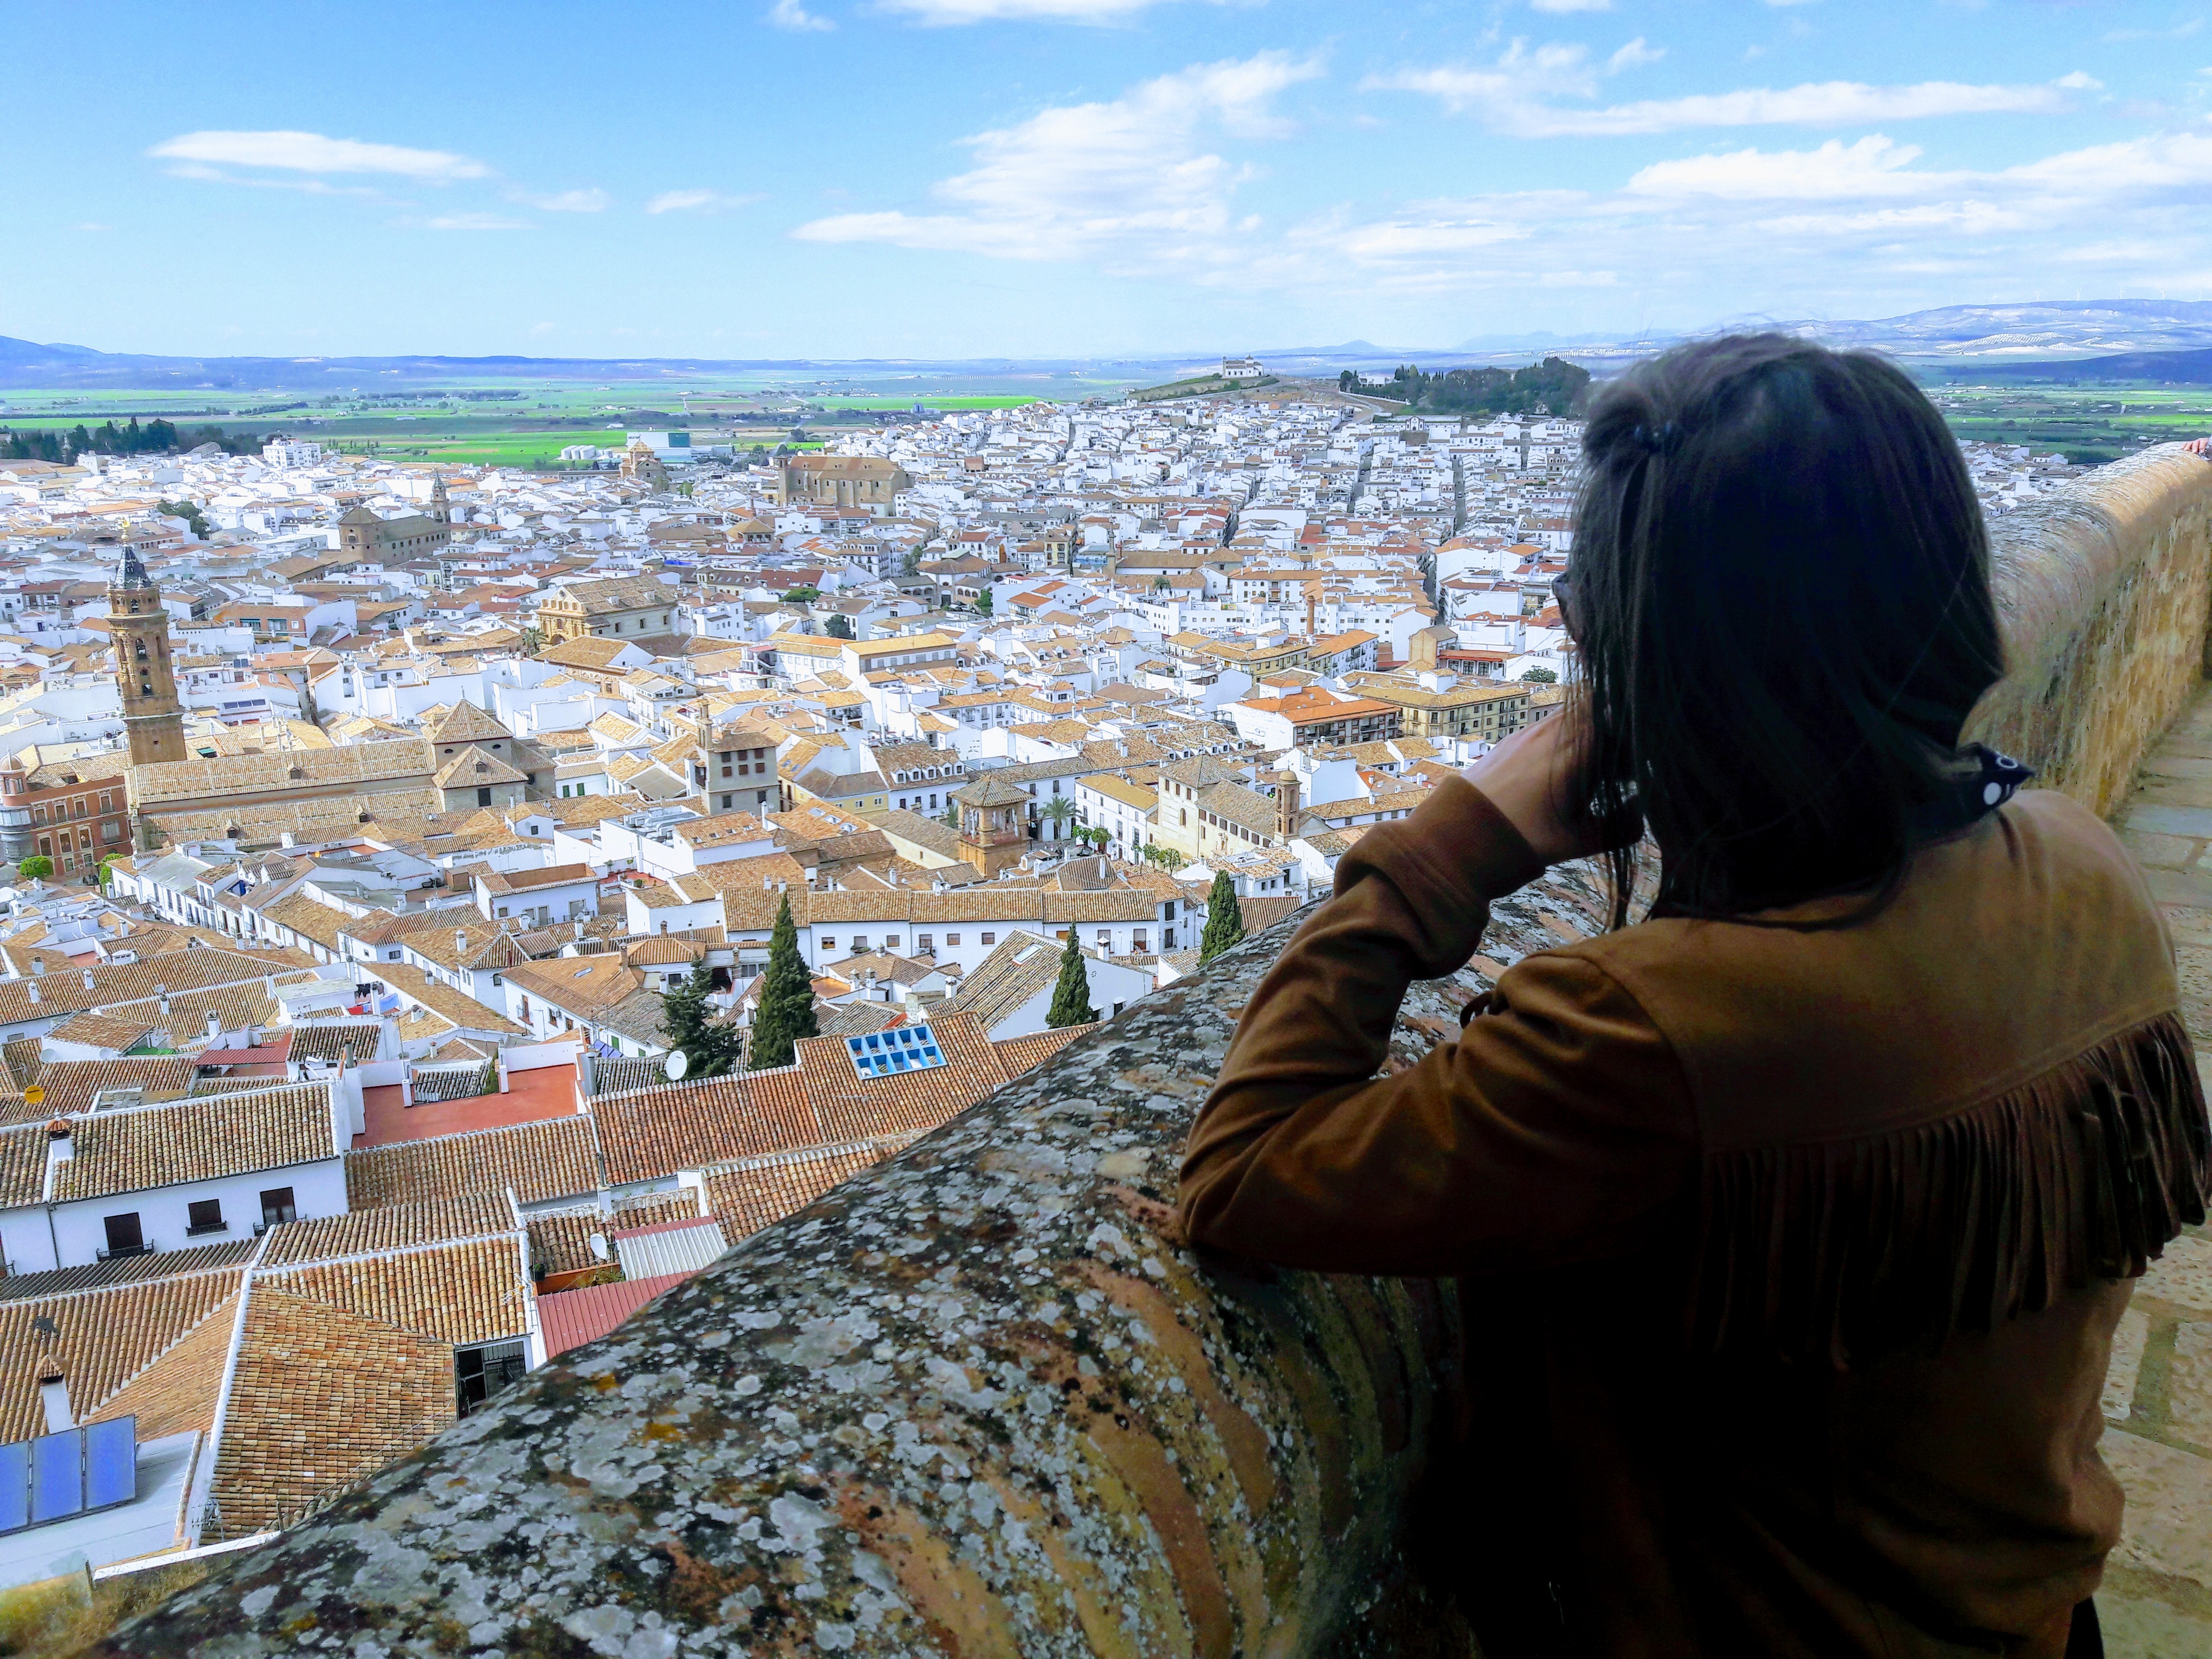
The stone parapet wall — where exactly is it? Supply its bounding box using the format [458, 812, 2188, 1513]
[1971, 445, 2212, 813]
[104, 446, 2212, 1658]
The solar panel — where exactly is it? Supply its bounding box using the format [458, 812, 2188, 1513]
[846, 1023, 947, 1079]
[0, 1441, 25, 1534]
[29, 1432, 81, 1525]
[84, 1417, 135, 1511]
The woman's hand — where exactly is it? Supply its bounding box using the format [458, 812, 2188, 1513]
[2187, 438, 2210, 458]
[1459, 706, 1624, 866]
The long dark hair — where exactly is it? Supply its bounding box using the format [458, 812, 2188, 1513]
[1567, 333, 2005, 926]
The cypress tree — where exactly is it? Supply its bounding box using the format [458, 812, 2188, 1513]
[660, 959, 744, 1078]
[1046, 929, 1097, 1028]
[748, 894, 819, 1070]
[1199, 871, 1246, 963]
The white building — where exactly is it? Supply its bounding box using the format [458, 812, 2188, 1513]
[0, 1080, 355, 1275]
[1220, 357, 1266, 381]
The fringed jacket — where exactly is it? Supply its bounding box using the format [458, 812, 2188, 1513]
[1178, 778, 2210, 1659]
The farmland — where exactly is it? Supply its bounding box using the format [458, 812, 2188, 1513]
[1919, 384, 2212, 466]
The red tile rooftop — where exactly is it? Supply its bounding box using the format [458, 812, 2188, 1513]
[537, 1271, 695, 1361]
[355, 1062, 581, 1148]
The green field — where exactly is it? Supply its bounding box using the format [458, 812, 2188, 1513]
[1919, 384, 2212, 466]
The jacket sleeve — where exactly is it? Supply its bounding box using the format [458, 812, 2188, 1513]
[1177, 775, 1700, 1277]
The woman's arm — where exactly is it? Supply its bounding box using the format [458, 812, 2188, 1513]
[1177, 773, 1698, 1277]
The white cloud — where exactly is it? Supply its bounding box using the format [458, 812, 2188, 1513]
[878, 0, 1208, 21]
[646, 189, 766, 214]
[769, 0, 834, 28]
[512, 188, 611, 212]
[1531, 0, 1610, 11]
[1364, 45, 2076, 137]
[421, 213, 531, 231]
[794, 50, 1321, 267]
[2054, 71, 2103, 91]
[1607, 37, 1664, 73]
[149, 130, 486, 181]
[1627, 136, 1930, 199]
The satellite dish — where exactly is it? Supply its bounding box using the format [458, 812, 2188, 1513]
[663, 1049, 690, 1081]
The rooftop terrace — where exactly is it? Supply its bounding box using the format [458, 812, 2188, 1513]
[101, 445, 2212, 1657]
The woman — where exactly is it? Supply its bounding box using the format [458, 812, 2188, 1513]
[1178, 336, 2210, 1658]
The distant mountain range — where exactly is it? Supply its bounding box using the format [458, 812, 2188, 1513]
[5, 298, 2212, 393]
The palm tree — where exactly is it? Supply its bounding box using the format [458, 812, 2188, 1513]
[1040, 796, 1075, 842]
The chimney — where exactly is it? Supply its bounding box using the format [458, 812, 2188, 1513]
[205, 1011, 221, 1042]
[81, 969, 94, 991]
[574, 918, 585, 941]
[26, 983, 37, 1005]
[264, 974, 276, 997]
[37, 1374, 70, 1434]
[29, 958, 41, 977]
[455, 928, 468, 958]
[156, 983, 170, 1017]
[46, 1118, 72, 1166]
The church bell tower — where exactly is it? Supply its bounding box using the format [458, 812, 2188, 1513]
[109, 546, 188, 768]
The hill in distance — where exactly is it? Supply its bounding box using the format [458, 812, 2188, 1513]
[6, 299, 2212, 392]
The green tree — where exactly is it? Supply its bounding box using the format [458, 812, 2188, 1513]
[747, 894, 819, 1070]
[661, 959, 744, 1078]
[15, 855, 52, 883]
[975, 588, 993, 616]
[824, 613, 855, 640]
[1199, 870, 1245, 963]
[1519, 666, 1558, 683]
[1040, 796, 1075, 841]
[1046, 929, 1098, 1028]
[782, 586, 821, 604]
[157, 498, 210, 539]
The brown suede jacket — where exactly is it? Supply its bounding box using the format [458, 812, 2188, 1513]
[1180, 777, 2210, 1659]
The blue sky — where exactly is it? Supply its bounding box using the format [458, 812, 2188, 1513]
[3, 0, 2209, 359]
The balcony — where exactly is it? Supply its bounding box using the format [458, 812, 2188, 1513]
[107, 446, 2212, 1657]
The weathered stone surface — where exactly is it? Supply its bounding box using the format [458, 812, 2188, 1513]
[1972, 446, 2212, 817]
[98, 443, 2212, 1657]
[104, 862, 1616, 1658]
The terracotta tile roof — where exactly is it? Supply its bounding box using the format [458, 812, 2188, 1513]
[990, 1022, 1102, 1076]
[0, 946, 302, 1027]
[701, 1140, 908, 1242]
[208, 1285, 457, 1535]
[0, 1262, 247, 1442]
[344, 1114, 602, 1209]
[129, 736, 434, 807]
[258, 1195, 516, 1266]
[10, 1081, 341, 1207]
[84, 1287, 237, 1443]
[525, 1208, 604, 1277]
[0, 1236, 257, 1303]
[255, 1234, 528, 1347]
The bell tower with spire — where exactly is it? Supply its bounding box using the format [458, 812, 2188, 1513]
[108, 545, 187, 768]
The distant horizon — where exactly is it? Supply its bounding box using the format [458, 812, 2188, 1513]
[11, 294, 2212, 377]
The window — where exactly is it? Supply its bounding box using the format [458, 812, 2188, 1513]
[260, 1188, 297, 1228]
[980, 932, 996, 946]
[456, 1339, 527, 1417]
[477, 787, 493, 806]
[820, 938, 834, 953]
[1134, 931, 1148, 951]
[917, 934, 932, 950]
[102, 1213, 145, 1258]
[851, 937, 868, 952]
[946, 933, 961, 947]
[497, 906, 509, 917]
[186, 1199, 226, 1236]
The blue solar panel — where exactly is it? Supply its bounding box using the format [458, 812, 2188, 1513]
[0, 1441, 25, 1534]
[84, 1417, 134, 1511]
[845, 1023, 947, 1079]
[29, 1432, 81, 1525]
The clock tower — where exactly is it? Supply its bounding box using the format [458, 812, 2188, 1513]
[109, 546, 187, 768]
